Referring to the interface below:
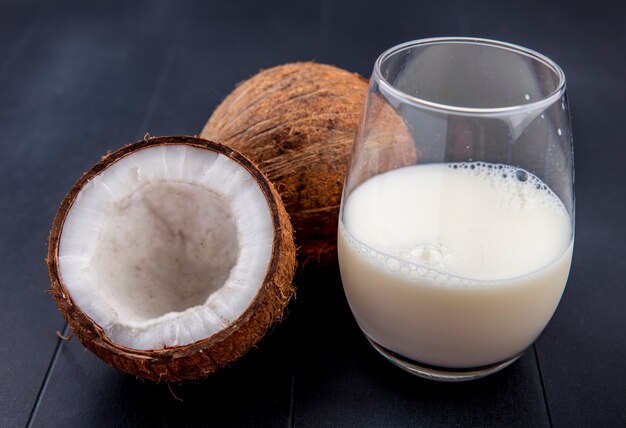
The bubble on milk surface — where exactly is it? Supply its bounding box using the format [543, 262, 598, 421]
[341, 222, 466, 286]
[386, 257, 400, 271]
[446, 162, 564, 213]
[515, 169, 528, 182]
[340, 162, 568, 288]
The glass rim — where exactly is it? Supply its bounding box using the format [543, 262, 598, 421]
[373, 37, 567, 115]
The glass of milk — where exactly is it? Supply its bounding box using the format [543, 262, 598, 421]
[338, 38, 574, 381]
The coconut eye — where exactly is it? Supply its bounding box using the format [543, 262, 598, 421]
[48, 137, 296, 381]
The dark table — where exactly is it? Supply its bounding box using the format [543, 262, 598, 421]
[1, 1, 625, 427]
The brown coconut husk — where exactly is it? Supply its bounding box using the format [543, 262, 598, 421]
[202, 62, 418, 269]
[47, 136, 296, 382]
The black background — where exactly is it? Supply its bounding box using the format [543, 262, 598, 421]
[1, 1, 625, 427]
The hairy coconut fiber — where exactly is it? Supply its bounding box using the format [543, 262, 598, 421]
[202, 62, 418, 268]
[47, 136, 296, 382]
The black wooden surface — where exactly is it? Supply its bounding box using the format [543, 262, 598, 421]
[1, 1, 624, 427]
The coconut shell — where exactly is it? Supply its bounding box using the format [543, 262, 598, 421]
[47, 136, 296, 382]
[201, 62, 418, 269]
[343, 90, 420, 192]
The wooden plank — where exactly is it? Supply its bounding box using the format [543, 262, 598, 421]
[27, 1, 326, 425]
[0, 4, 38, 81]
[535, 106, 626, 426]
[0, 1, 177, 426]
[460, 2, 626, 426]
[313, 0, 462, 76]
[290, 269, 550, 428]
[532, 4, 626, 423]
[0, 3, 68, 427]
[30, 324, 295, 428]
[288, 2, 552, 426]
[14, 0, 626, 427]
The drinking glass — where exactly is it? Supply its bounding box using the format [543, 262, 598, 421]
[338, 38, 574, 381]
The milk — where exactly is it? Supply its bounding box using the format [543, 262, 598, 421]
[338, 163, 573, 368]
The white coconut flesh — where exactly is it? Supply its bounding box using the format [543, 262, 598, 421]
[58, 144, 274, 350]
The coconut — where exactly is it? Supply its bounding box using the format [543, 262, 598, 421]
[47, 136, 296, 382]
[201, 62, 417, 268]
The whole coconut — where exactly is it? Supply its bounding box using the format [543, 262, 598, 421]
[202, 62, 417, 268]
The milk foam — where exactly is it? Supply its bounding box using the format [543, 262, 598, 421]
[341, 162, 571, 283]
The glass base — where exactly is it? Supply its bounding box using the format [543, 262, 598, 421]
[366, 337, 523, 382]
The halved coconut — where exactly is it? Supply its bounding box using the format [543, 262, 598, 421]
[47, 136, 296, 382]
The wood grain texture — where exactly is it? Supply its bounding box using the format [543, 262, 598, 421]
[0, 1, 192, 426]
[454, 3, 626, 426]
[0, 0, 623, 427]
[29, 321, 296, 428]
[290, 269, 551, 428]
